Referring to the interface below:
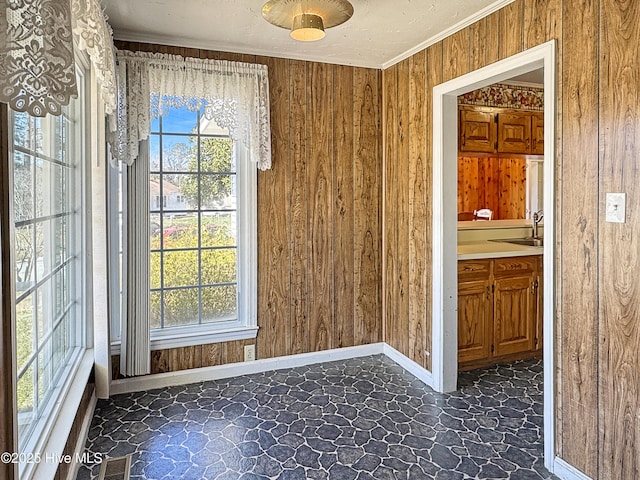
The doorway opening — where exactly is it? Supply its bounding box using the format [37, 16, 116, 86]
[431, 40, 556, 472]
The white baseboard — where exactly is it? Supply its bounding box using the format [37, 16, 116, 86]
[111, 343, 386, 395]
[383, 344, 434, 389]
[65, 393, 97, 480]
[553, 457, 592, 480]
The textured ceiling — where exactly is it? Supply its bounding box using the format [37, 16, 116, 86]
[103, 0, 513, 69]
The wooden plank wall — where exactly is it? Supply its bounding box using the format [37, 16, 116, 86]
[382, 0, 635, 476]
[113, 42, 382, 373]
[457, 156, 526, 219]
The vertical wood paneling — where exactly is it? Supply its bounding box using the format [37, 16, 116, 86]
[485, 12, 501, 65]
[408, 50, 427, 365]
[499, 0, 524, 59]
[308, 63, 333, 353]
[469, 18, 487, 71]
[396, 59, 410, 356]
[443, 29, 470, 82]
[333, 65, 355, 348]
[288, 60, 310, 355]
[257, 56, 290, 360]
[383, 65, 398, 350]
[599, 0, 640, 478]
[112, 42, 382, 373]
[424, 43, 441, 370]
[560, 0, 599, 475]
[353, 67, 382, 345]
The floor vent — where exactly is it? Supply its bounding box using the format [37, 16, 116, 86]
[98, 455, 132, 480]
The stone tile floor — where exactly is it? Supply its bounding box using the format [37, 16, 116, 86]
[77, 355, 557, 479]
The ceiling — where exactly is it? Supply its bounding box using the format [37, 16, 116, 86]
[103, 0, 513, 69]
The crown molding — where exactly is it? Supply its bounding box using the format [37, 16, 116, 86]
[380, 0, 515, 70]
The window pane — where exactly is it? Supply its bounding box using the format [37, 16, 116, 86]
[163, 250, 198, 287]
[150, 104, 242, 331]
[161, 179, 190, 211]
[165, 173, 197, 211]
[12, 83, 84, 453]
[150, 252, 161, 289]
[150, 292, 162, 329]
[200, 138, 234, 172]
[150, 134, 160, 172]
[163, 288, 198, 327]
[15, 225, 35, 295]
[17, 363, 35, 446]
[13, 152, 34, 223]
[16, 295, 34, 374]
[160, 106, 198, 134]
[201, 213, 236, 248]
[201, 285, 237, 322]
[201, 248, 237, 285]
[162, 135, 195, 173]
[200, 174, 236, 210]
[161, 213, 198, 249]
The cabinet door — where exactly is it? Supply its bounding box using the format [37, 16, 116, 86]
[459, 108, 496, 153]
[498, 112, 531, 153]
[458, 278, 493, 363]
[493, 273, 537, 356]
[531, 112, 544, 154]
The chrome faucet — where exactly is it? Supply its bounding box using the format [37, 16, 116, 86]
[532, 210, 544, 239]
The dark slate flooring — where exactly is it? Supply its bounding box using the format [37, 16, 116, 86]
[76, 355, 557, 480]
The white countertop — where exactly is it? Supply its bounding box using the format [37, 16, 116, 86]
[458, 219, 539, 230]
[458, 240, 543, 260]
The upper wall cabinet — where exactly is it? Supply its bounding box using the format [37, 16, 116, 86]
[459, 106, 544, 155]
[459, 107, 497, 153]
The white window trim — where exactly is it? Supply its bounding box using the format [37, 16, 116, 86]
[13, 49, 95, 479]
[110, 139, 258, 354]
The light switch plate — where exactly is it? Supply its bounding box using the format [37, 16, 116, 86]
[605, 193, 626, 223]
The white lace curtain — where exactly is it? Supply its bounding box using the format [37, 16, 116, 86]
[109, 50, 272, 170]
[0, 0, 116, 117]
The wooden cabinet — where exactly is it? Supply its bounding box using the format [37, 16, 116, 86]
[458, 260, 493, 364]
[498, 111, 531, 153]
[458, 255, 541, 370]
[459, 107, 496, 153]
[531, 112, 544, 154]
[459, 106, 544, 155]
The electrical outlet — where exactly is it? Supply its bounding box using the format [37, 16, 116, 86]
[606, 193, 626, 223]
[244, 344, 256, 362]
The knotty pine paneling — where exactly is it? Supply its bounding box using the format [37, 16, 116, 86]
[378, 0, 640, 476]
[113, 41, 382, 373]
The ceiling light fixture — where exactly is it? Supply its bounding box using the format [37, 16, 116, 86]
[262, 0, 354, 42]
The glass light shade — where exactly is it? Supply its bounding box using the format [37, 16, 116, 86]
[290, 13, 325, 41]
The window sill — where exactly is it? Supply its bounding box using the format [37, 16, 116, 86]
[21, 349, 94, 480]
[110, 325, 258, 355]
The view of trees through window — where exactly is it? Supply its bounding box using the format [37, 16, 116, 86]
[150, 107, 239, 329]
[12, 99, 83, 450]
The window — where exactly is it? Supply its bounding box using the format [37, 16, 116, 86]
[11, 77, 86, 458]
[147, 105, 257, 345]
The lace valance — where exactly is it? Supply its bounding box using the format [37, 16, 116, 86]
[110, 51, 272, 171]
[71, 0, 117, 115]
[0, 0, 117, 118]
[0, 0, 78, 116]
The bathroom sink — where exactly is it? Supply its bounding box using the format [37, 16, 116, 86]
[492, 238, 543, 247]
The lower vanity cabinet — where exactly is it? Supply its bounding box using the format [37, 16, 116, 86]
[458, 255, 541, 370]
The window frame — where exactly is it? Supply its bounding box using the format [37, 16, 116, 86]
[109, 111, 258, 354]
[10, 56, 94, 480]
